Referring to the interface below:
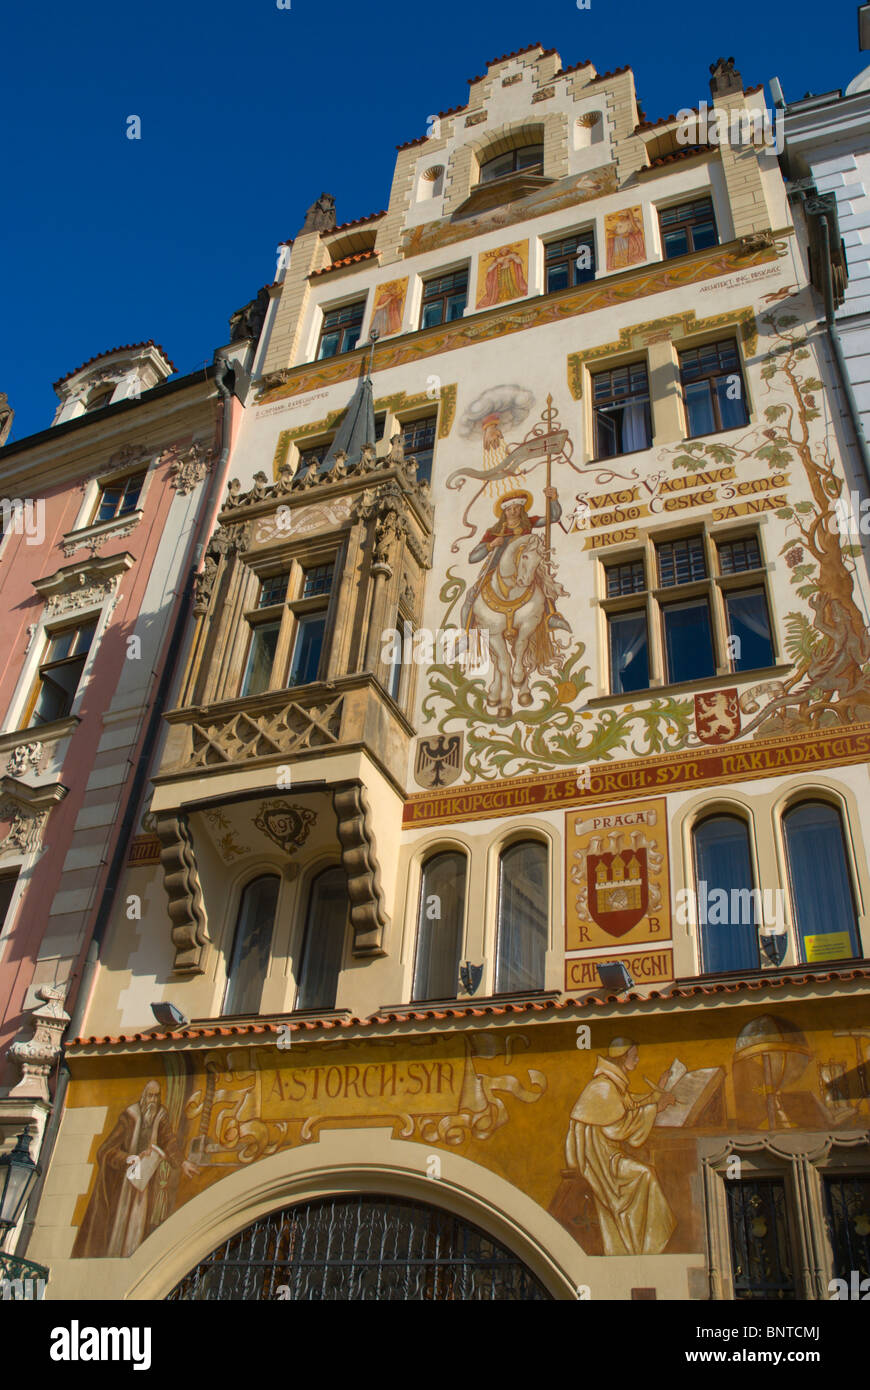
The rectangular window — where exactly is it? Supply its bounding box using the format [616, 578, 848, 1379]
[680, 339, 749, 437]
[401, 415, 438, 484]
[259, 573, 290, 608]
[288, 613, 327, 686]
[659, 197, 718, 259]
[298, 442, 331, 474]
[0, 871, 18, 930]
[94, 472, 146, 524]
[662, 596, 715, 683]
[725, 1179, 798, 1300]
[717, 536, 761, 574]
[317, 300, 365, 359]
[592, 363, 652, 459]
[302, 563, 334, 598]
[241, 621, 280, 697]
[420, 270, 468, 330]
[657, 534, 708, 588]
[545, 232, 596, 292]
[26, 620, 97, 727]
[724, 587, 774, 672]
[608, 610, 650, 693]
[605, 559, 646, 597]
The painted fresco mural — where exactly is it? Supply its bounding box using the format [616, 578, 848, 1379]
[475, 241, 529, 309]
[68, 1002, 870, 1259]
[401, 166, 618, 260]
[604, 206, 646, 271]
[370, 278, 408, 338]
[419, 296, 870, 782]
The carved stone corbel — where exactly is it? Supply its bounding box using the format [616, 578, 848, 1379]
[7, 984, 70, 1100]
[333, 781, 389, 956]
[156, 812, 209, 973]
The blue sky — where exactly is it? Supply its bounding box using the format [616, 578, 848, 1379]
[1, 0, 864, 442]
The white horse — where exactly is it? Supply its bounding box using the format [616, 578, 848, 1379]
[469, 533, 569, 716]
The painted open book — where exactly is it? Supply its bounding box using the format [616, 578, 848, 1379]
[648, 1059, 726, 1127]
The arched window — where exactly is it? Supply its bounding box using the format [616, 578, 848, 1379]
[479, 144, 543, 184]
[692, 815, 759, 974]
[495, 840, 548, 993]
[296, 866, 349, 1011]
[783, 802, 860, 962]
[86, 386, 115, 412]
[223, 875, 280, 1015]
[413, 851, 467, 1001]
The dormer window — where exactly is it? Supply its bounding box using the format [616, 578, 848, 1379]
[479, 144, 543, 184]
[86, 387, 116, 412]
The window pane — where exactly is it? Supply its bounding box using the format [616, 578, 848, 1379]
[663, 228, 689, 259]
[495, 841, 548, 994]
[684, 380, 716, 438]
[726, 1179, 797, 1299]
[0, 873, 17, 928]
[784, 803, 859, 961]
[662, 599, 715, 682]
[260, 573, 290, 607]
[657, 535, 707, 587]
[302, 564, 334, 598]
[725, 588, 773, 671]
[318, 332, 340, 360]
[605, 560, 646, 597]
[223, 876, 279, 1016]
[288, 613, 326, 686]
[692, 220, 718, 250]
[241, 622, 279, 697]
[413, 852, 466, 1001]
[715, 374, 749, 429]
[718, 537, 761, 574]
[30, 657, 86, 724]
[296, 866, 348, 1010]
[98, 488, 123, 522]
[693, 815, 759, 973]
[547, 262, 569, 293]
[120, 474, 144, 512]
[421, 302, 443, 329]
[446, 293, 466, 320]
[608, 611, 649, 693]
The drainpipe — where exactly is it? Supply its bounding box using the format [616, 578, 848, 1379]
[14, 357, 236, 1257]
[816, 210, 870, 491]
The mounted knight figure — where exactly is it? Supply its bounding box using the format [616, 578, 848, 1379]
[461, 488, 571, 716]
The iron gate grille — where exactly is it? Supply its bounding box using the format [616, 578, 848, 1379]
[824, 1175, 870, 1282]
[166, 1194, 551, 1301]
[725, 1178, 797, 1300]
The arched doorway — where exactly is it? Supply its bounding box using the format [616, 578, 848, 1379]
[166, 1193, 552, 1300]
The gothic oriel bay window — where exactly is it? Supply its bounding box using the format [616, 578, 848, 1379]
[413, 851, 467, 1001]
[495, 840, 548, 994]
[240, 562, 336, 697]
[783, 802, 861, 963]
[223, 875, 280, 1016]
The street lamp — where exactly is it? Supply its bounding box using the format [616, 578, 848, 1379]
[0, 1130, 40, 1234]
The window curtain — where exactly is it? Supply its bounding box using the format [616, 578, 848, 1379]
[495, 841, 548, 993]
[413, 852, 467, 1001]
[224, 876, 280, 1015]
[297, 866, 349, 1010]
[621, 401, 649, 452]
[693, 816, 759, 974]
[784, 803, 859, 959]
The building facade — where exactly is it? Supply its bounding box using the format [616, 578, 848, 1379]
[19, 45, 870, 1300]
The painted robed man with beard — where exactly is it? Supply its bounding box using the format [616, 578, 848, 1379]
[74, 1080, 199, 1258]
[565, 1038, 677, 1256]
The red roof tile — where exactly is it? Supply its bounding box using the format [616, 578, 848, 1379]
[639, 145, 714, 171]
[66, 965, 870, 1050]
[467, 44, 557, 84]
[309, 249, 379, 278]
[54, 340, 175, 390]
[326, 211, 386, 235]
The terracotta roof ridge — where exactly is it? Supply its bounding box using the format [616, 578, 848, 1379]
[310, 249, 379, 278]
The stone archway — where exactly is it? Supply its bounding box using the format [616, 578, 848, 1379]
[166, 1191, 552, 1301]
